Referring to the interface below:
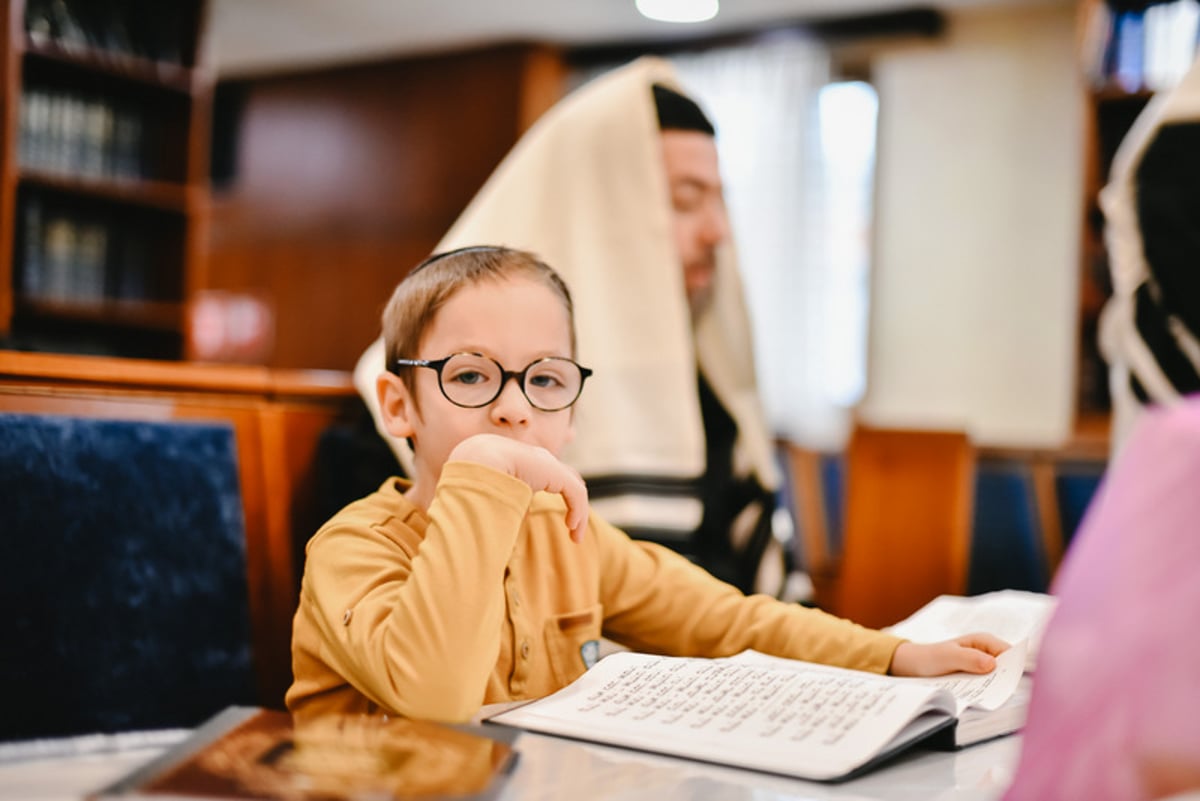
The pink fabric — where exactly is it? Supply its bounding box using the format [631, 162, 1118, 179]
[1004, 396, 1200, 800]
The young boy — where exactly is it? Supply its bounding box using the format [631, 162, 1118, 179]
[287, 246, 1006, 723]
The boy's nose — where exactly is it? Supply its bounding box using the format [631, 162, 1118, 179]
[489, 377, 532, 427]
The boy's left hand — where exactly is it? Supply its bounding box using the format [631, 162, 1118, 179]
[888, 633, 1009, 677]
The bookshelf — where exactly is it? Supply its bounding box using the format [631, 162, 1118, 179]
[1076, 0, 1199, 418]
[0, 0, 212, 360]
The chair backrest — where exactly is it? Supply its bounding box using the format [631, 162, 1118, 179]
[834, 425, 975, 629]
[1054, 460, 1107, 549]
[0, 413, 257, 741]
[969, 457, 1050, 594]
[780, 443, 845, 609]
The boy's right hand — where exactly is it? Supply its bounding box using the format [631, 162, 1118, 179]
[448, 434, 590, 542]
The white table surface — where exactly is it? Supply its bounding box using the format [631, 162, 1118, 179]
[0, 729, 1021, 801]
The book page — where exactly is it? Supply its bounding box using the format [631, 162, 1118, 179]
[885, 591, 1057, 670]
[907, 639, 1027, 714]
[955, 673, 1033, 746]
[489, 652, 954, 781]
[732, 640, 1026, 716]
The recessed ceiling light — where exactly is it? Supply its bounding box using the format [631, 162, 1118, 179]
[635, 0, 719, 24]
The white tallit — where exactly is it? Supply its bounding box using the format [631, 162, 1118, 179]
[353, 56, 779, 536]
[1098, 59, 1200, 456]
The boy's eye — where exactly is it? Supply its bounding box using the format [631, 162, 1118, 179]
[528, 373, 565, 389]
[448, 369, 489, 386]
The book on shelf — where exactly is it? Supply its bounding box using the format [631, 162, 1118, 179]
[90, 706, 518, 801]
[485, 637, 1029, 783]
[1082, 0, 1200, 93]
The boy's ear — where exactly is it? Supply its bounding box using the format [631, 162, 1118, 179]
[377, 372, 417, 440]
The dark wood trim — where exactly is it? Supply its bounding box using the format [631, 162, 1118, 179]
[566, 7, 945, 68]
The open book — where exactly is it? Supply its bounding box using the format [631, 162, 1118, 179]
[886, 589, 1058, 747]
[486, 640, 1027, 783]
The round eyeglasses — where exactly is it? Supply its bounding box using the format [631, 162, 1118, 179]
[393, 352, 593, 412]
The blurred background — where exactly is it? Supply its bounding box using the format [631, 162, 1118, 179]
[9, 0, 1180, 452]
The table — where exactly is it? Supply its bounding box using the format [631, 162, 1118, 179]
[0, 730, 1021, 801]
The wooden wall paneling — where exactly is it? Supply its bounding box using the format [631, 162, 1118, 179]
[0, 0, 19, 333]
[182, 76, 216, 358]
[518, 45, 568, 133]
[205, 45, 566, 371]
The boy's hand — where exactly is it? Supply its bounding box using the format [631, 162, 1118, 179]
[449, 434, 590, 543]
[888, 633, 1009, 677]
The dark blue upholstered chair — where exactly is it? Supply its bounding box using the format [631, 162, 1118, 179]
[1055, 461, 1107, 549]
[969, 458, 1048, 594]
[0, 413, 257, 742]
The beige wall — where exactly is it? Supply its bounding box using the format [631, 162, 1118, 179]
[861, 3, 1086, 447]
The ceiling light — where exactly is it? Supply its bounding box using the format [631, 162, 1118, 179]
[635, 0, 718, 24]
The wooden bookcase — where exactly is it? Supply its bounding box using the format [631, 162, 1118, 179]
[0, 0, 212, 360]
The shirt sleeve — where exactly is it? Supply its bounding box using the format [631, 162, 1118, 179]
[594, 514, 903, 673]
[300, 462, 532, 721]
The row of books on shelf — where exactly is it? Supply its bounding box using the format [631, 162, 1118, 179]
[18, 198, 154, 305]
[19, 87, 148, 183]
[24, 0, 194, 69]
[1082, 0, 1200, 93]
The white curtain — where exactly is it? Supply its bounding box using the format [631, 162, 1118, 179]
[670, 36, 875, 451]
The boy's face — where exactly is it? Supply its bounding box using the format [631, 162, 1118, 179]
[377, 275, 577, 485]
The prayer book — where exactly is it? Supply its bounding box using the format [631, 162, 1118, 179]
[885, 589, 1058, 748]
[90, 706, 517, 801]
[486, 640, 1028, 782]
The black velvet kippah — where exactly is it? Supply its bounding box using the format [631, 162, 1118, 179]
[652, 83, 715, 135]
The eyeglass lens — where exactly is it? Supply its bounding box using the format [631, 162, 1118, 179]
[439, 353, 584, 410]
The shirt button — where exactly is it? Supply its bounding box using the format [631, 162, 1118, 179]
[520, 640, 531, 659]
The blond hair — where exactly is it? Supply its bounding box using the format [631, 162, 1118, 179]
[381, 246, 577, 397]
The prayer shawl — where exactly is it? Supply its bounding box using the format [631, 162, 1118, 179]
[1099, 60, 1200, 455]
[354, 57, 779, 549]
[1002, 396, 1200, 800]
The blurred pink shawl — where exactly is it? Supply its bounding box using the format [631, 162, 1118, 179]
[1003, 396, 1200, 800]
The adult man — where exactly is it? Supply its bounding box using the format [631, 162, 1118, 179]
[1099, 59, 1200, 456]
[354, 57, 782, 594]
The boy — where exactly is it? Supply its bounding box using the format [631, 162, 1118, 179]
[288, 246, 1006, 723]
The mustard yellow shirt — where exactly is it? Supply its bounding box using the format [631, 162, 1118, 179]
[287, 461, 903, 722]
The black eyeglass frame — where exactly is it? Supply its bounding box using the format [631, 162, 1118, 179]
[392, 352, 593, 412]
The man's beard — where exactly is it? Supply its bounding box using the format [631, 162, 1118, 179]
[688, 283, 714, 321]
[685, 254, 717, 321]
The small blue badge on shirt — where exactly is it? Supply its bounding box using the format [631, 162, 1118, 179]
[580, 639, 600, 669]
